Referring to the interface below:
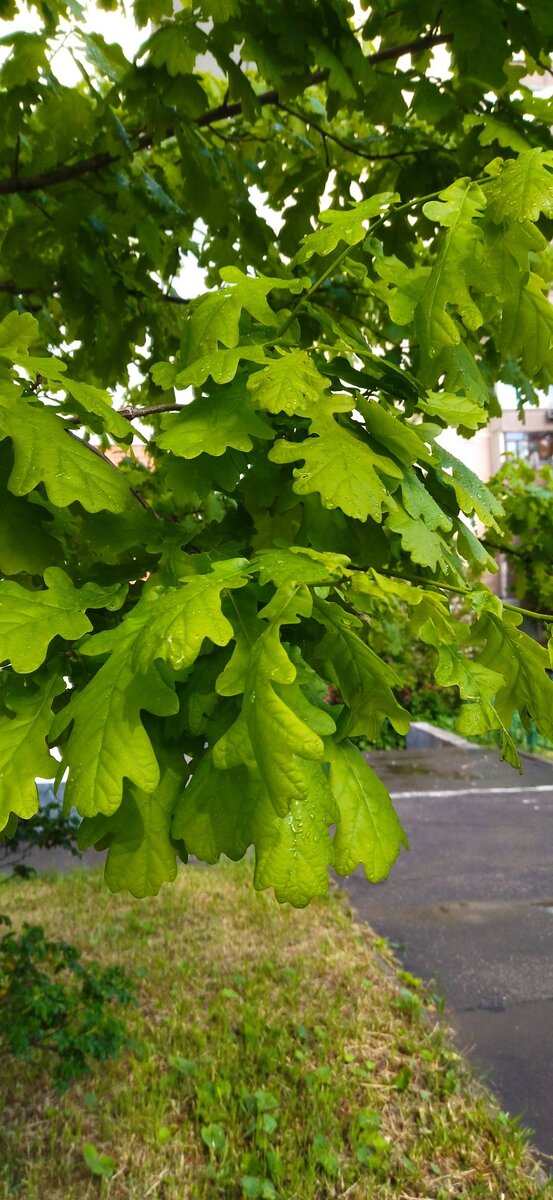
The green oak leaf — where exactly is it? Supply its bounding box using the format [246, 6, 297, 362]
[0, 673, 64, 831]
[419, 391, 487, 430]
[416, 180, 487, 364]
[252, 761, 338, 907]
[141, 20, 206, 76]
[132, 560, 248, 673]
[79, 749, 189, 898]
[61, 379, 132, 441]
[213, 589, 326, 815]
[175, 345, 266, 388]
[313, 598, 410, 740]
[0, 394, 132, 514]
[473, 610, 553, 743]
[174, 649, 229, 736]
[172, 272, 296, 364]
[479, 219, 543, 304]
[498, 271, 553, 376]
[372, 253, 430, 325]
[5, 347, 131, 440]
[52, 614, 178, 817]
[485, 149, 553, 222]
[434, 446, 503, 530]
[246, 350, 329, 415]
[398, 467, 453, 532]
[150, 361, 178, 391]
[0, 312, 37, 359]
[464, 113, 531, 154]
[269, 393, 402, 522]
[172, 754, 254, 863]
[251, 546, 350, 587]
[181, 290, 242, 354]
[350, 569, 425, 609]
[133, 0, 173, 28]
[212, 589, 259, 700]
[0, 31, 47, 88]
[156, 385, 273, 458]
[440, 342, 492, 409]
[456, 520, 498, 574]
[327, 739, 407, 880]
[0, 568, 126, 673]
[414, 597, 504, 699]
[386, 510, 455, 573]
[0, 475, 62, 575]
[295, 193, 397, 262]
[411, 594, 520, 765]
[358, 399, 433, 466]
[219, 267, 307, 326]
[386, 466, 461, 576]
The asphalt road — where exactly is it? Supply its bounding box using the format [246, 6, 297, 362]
[340, 745, 553, 1160]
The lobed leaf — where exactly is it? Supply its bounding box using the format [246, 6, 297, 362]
[0, 674, 63, 831]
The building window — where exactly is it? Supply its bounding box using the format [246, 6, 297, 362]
[504, 431, 553, 468]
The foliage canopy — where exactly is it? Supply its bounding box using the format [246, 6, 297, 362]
[0, 0, 552, 904]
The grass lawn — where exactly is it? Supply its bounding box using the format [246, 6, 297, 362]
[0, 862, 550, 1199]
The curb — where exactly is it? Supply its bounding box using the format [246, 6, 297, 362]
[405, 721, 478, 751]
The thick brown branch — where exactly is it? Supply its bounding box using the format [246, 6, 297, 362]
[0, 150, 122, 194]
[0, 33, 451, 196]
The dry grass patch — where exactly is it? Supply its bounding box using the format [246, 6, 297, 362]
[0, 862, 550, 1199]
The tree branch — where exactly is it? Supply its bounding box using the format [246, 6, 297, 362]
[276, 101, 421, 162]
[0, 33, 451, 197]
[126, 287, 190, 306]
[64, 427, 120, 469]
[1, 279, 190, 306]
[482, 538, 530, 563]
[0, 281, 38, 295]
[118, 403, 183, 419]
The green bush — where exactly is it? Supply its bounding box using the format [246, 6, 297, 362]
[0, 915, 135, 1090]
[0, 795, 81, 881]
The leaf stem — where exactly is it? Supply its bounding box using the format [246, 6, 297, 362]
[372, 568, 553, 624]
[279, 244, 354, 337]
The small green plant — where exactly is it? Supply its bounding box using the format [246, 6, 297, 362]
[82, 1143, 116, 1180]
[0, 915, 134, 1089]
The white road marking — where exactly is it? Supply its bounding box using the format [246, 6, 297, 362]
[389, 785, 553, 800]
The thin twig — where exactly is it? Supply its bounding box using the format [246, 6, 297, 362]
[130, 486, 153, 512]
[64, 428, 122, 470]
[374, 566, 553, 623]
[118, 403, 183, 420]
[126, 287, 190, 306]
[277, 101, 416, 162]
[482, 538, 530, 562]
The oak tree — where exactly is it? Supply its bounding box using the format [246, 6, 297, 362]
[0, 0, 552, 903]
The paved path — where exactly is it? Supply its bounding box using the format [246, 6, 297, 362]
[340, 745, 553, 1159]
